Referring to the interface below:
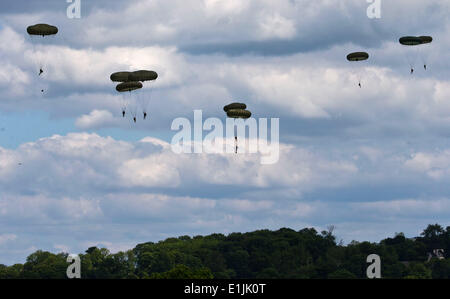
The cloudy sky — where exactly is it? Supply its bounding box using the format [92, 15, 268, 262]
[0, 0, 449, 265]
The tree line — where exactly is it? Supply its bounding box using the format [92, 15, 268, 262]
[1, 224, 449, 279]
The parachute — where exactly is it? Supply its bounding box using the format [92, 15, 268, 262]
[116, 81, 143, 92]
[399, 36, 422, 46]
[129, 70, 158, 82]
[224, 103, 252, 153]
[111, 69, 158, 122]
[26, 24, 59, 92]
[226, 109, 252, 119]
[224, 103, 247, 112]
[346, 52, 369, 88]
[346, 52, 369, 62]
[399, 36, 433, 73]
[27, 24, 58, 36]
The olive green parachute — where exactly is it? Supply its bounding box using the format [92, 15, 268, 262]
[110, 72, 131, 83]
[399, 36, 423, 46]
[399, 36, 433, 73]
[418, 36, 433, 44]
[27, 24, 58, 36]
[227, 109, 252, 119]
[346, 52, 369, 62]
[224, 103, 247, 112]
[129, 70, 158, 82]
[116, 81, 143, 92]
[347, 52, 369, 87]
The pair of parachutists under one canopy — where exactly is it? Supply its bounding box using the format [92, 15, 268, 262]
[111, 70, 158, 123]
[346, 35, 433, 87]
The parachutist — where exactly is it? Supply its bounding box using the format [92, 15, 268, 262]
[410, 68, 414, 74]
[133, 117, 137, 123]
[235, 136, 238, 154]
[358, 82, 361, 88]
[144, 112, 147, 120]
[424, 64, 427, 70]
[39, 69, 43, 76]
[41, 89, 44, 93]
[122, 110, 126, 118]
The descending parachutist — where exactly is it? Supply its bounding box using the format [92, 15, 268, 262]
[424, 64, 427, 70]
[143, 112, 147, 120]
[410, 68, 414, 75]
[39, 69, 43, 76]
[358, 82, 361, 88]
[122, 110, 126, 118]
[133, 117, 137, 123]
[235, 136, 238, 154]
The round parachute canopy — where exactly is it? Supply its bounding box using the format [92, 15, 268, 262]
[116, 81, 143, 92]
[224, 103, 247, 112]
[129, 70, 158, 82]
[347, 52, 369, 61]
[227, 109, 252, 119]
[399, 36, 423, 46]
[418, 36, 433, 44]
[111, 72, 131, 82]
[27, 24, 58, 36]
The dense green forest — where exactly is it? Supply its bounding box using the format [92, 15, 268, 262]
[1, 224, 449, 279]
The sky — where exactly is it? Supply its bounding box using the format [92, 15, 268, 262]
[0, 0, 449, 265]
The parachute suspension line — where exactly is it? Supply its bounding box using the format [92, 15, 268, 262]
[128, 91, 138, 123]
[29, 35, 40, 76]
[406, 45, 420, 74]
[121, 93, 127, 117]
[39, 35, 49, 76]
[29, 35, 46, 93]
[138, 86, 146, 119]
[357, 58, 361, 87]
[418, 46, 428, 70]
[357, 65, 363, 88]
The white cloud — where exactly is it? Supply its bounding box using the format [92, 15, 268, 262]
[352, 197, 450, 217]
[75, 110, 118, 130]
[405, 150, 450, 179]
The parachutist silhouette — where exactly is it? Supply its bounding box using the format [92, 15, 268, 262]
[358, 82, 361, 88]
[235, 136, 238, 154]
[424, 64, 427, 70]
[143, 112, 147, 120]
[39, 69, 43, 76]
[122, 110, 126, 118]
[133, 117, 136, 123]
[41, 89, 44, 93]
[411, 68, 414, 74]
